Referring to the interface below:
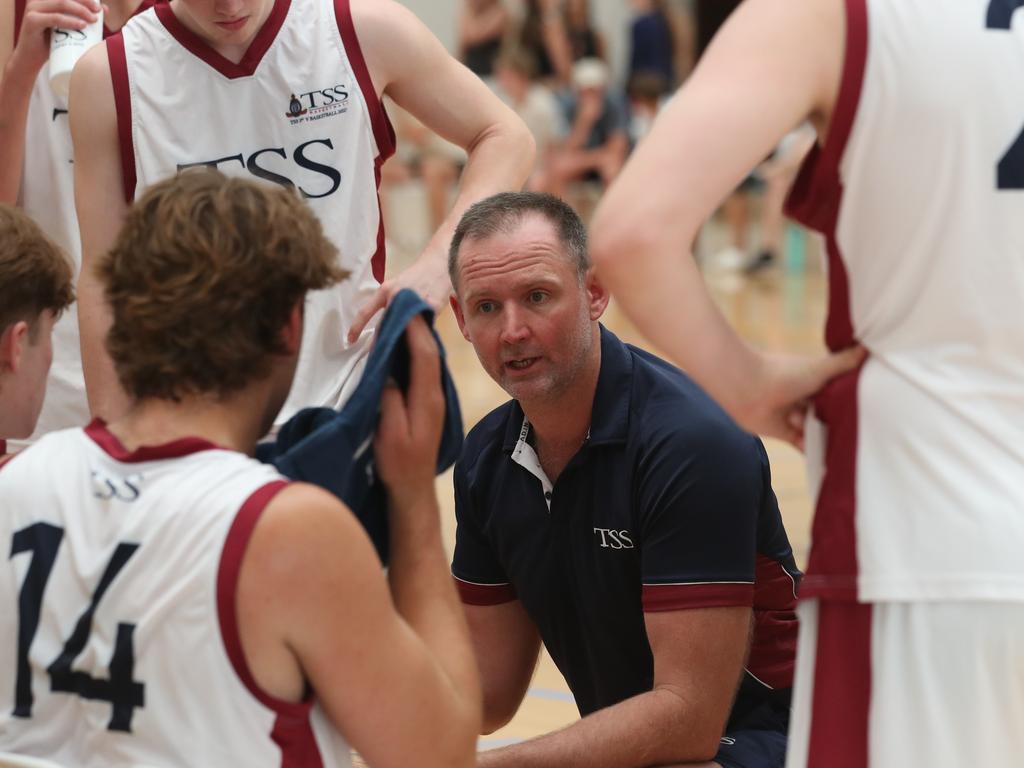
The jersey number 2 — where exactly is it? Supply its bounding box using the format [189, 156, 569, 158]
[10, 523, 146, 732]
[987, 0, 1024, 189]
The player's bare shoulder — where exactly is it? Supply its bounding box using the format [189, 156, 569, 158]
[347, 0, 435, 94]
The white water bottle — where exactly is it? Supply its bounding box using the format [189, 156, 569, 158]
[49, 11, 104, 101]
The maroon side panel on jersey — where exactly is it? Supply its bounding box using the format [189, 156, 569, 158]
[334, 0, 396, 284]
[807, 602, 872, 768]
[105, 35, 137, 204]
[784, 0, 869, 602]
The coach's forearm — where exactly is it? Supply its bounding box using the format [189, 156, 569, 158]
[478, 685, 722, 768]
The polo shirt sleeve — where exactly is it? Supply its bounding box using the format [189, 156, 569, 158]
[451, 459, 517, 606]
[636, 425, 763, 613]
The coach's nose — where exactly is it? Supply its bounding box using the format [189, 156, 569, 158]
[499, 304, 531, 346]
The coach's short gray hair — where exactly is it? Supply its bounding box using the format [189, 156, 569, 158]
[448, 192, 589, 291]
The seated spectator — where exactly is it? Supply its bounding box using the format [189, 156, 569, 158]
[516, 0, 604, 87]
[628, 0, 676, 88]
[493, 48, 565, 183]
[459, 0, 511, 82]
[626, 70, 668, 146]
[448, 192, 800, 768]
[538, 58, 628, 199]
[0, 171, 480, 767]
[0, 205, 74, 454]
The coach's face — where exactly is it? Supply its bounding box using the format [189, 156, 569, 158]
[451, 214, 608, 405]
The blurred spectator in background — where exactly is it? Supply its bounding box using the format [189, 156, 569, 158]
[537, 58, 627, 202]
[493, 48, 565, 186]
[515, 0, 605, 87]
[625, 71, 665, 147]
[459, 0, 510, 83]
[627, 0, 675, 89]
[381, 105, 465, 234]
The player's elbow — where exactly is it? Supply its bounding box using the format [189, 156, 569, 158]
[590, 209, 659, 274]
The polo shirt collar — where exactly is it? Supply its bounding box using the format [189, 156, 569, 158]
[500, 324, 633, 453]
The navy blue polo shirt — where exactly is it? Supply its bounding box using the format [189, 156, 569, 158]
[452, 326, 801, 721]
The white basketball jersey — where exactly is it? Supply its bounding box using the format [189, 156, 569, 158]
[111, 0, 395, 428]
[789, 0, 1024, 602]
[0, 422, 352, 766]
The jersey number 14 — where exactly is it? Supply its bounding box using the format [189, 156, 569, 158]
[988, 0, 1024, 189]
[10, 523, 145, 732]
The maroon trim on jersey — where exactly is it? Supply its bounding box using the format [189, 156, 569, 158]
[153, 0, 290, 80]
[806, 601, 872, 768]
[783, 0, 868, 600]
[103, 0, 161, 37]
[746, 555, 799, 690]
[84, 418, 223, 461]
[0, 441, 14, 471]
[641, 582, 755, 612]
[334, 0, 395, 283]
[217, 480, 325, 767]
[455, 577, 517, 606]
[106, 34, 137, 204]
[13, 0, 26, 44]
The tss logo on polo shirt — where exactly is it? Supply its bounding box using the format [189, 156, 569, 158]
[593, 528, 635, 550]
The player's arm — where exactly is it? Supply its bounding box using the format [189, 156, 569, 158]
[462, 600, 542, 733]
[240, 318, 481, 768]
[68, 42, 132, 420]
[477, 606, 750, 768]
[0, 0, 100, 203]
[346, 0, 534, 341]
[590, 0, 860, 447]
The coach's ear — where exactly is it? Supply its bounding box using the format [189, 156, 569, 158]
[450, 294, 470, 342]
[586, 269, 609, 322]
[280, 303, 303, 356]
[0, 321, 29, 374]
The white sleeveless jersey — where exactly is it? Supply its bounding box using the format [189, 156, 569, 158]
[8, 0, 124, 446]
[110, 0, 395, 428]
[0, 422, 352, 766]
[788, 0, 1024, 603]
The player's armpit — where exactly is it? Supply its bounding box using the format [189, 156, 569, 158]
[238, 482, 479, 768]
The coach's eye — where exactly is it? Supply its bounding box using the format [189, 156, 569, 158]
[529, 291, 548, 304]
[478, 301, 496, 314]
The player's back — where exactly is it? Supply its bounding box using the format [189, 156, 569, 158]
[788, 0, 1024, 602]
[0, 422, 352, 766]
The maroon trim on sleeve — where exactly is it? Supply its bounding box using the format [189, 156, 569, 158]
[105, 35, 137, 204]
[641, 582, 755, 612]
[333, 0, 396, 162]
[153, 0, 289, 79]
[454, 576, 518, 606]
[0, 441, 14, 471]
[371, 154, 386, 283]
[84, 418, 224, 461]
[746, 555, 799, 689]
[217, 480, 325, 767]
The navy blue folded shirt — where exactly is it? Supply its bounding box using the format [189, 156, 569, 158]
[256, 289, 464, 562]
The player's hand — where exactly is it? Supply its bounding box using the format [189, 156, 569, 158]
[8, 0, 101, 78]
[347, 249, 452, 343]
[745, 346, 866, 450]
[374, 316, 444, 505]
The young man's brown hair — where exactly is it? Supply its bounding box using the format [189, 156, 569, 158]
[98, 170, 348, 402]
[0, 205, 75, 338]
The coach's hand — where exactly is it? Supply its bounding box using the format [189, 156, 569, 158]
[348, 248, 451, 343]
[8, 0, 101, 77]
[374, 316, 445, 506]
